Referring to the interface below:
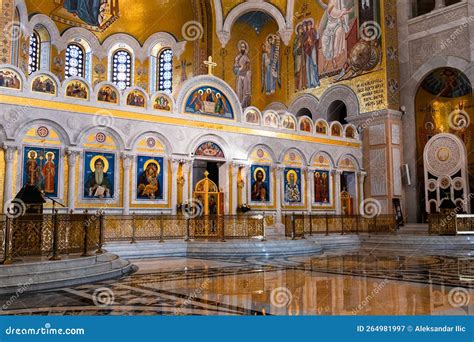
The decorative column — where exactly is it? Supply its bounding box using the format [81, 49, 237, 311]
[121, 153, 133, 215]
[230, 163, 239, 214]
[2, 144, 17, 211]
[240, 165, 250, 206]
[66, 149, 80, 213]
[334, 170, 343, 214]
[356, 171, 367, 214]
[181, 160, 193, 204]
[306, 168, 313, 214]
[170, 159, 180, 214]
[274, 165, 284, 225]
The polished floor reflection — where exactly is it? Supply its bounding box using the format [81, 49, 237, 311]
[1, 251, 473, 316]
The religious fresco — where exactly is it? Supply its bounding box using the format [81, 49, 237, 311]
[263, 112, 279, 128]
[282, 115, 296, 130]
[331, 123, 342, 136]
[66, 80, 89, 99]
[261, 33, 281, 95]
[185, 86, 234, 119]
[22, 147, 60, 198]
[136, 156, 164, 200]
[153, 95, 172, 111]
[233, 40, 252, 108]
[127, 90, 146, 107]
[250, 165, 270, 203]
[314, 170, 330, 204]
[316, 120, 328, 134]
[50, 0, 120, 31]
[31, 75, 56, 95]
[0, 69, 21, 90]
[284, 168, 302, 203]
[97, 85, 118, 104]
[194, 141, 225, 159]
[83, 151, 115, 198]
[300, 118, 313, 132]
[245, 109, 260, 125]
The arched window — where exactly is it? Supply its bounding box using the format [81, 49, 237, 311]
[111, 49, 132, 90]
[157, 48, 173, 93]
[28, 31, 40, 75]
[65, 43, 85, 78]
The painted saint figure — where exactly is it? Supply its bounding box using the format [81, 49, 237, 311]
[41, 152, 56, 194]
[314, 171, 329, 203]
[285, 170, 301, 203]
[304, 20, 320, 88]
[63, 0, 107, 26]
[233, 41, 252, 108]
[26, 150, 40, 187]
[261, 34, 281, 95]
[251, 169, 268, 202]
[85, 157, 113, 198]
[137, 161, 161, 200]
[319, 0, 353, 71]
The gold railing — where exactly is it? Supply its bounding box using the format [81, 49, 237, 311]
[428, 214, 474, 235]
[1, 211, 103, 264]
[283, 213, 397, 239]
[104, 214, 265, 243]
[0, 212, 266, 264]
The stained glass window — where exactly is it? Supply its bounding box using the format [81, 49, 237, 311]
[28, 32, 40, 75]
[111, 50, 132, 90]
[158, 48, 173, 93]
[65, 43, 85, 78]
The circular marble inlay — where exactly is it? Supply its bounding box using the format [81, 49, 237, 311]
[424, 134, 462, 177]
[439, 176, 451, 189]
[427, 180, 437, 192]
[453, 177, 464, 191]
[36, 126, 49, 138]
[95, 132, 106, 143]
[146, 137, 156, 148]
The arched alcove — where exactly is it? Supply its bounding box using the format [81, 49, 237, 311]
[328, 100, 347, 124]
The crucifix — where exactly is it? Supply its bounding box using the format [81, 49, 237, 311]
[203, 56, 217, 75]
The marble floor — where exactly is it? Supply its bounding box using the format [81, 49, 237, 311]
[0, 250, 473, 316]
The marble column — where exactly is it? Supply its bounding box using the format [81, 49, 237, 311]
[66, 149, 80, 213]
[230, 163, 239, 214]
[240, 165, 250, 205]
[274, 165, 284, 224]
[121, 154, 133, 215]
[334, 170, 342, 215]
[170, 159, 180, 214]
[306, 168, 313, 214]
[181, 160, 193, 204]
[2, 145, 18, 211]
[357, 171, 367, 214]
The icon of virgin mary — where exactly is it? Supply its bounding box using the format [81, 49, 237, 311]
[63, 0, 106, 26]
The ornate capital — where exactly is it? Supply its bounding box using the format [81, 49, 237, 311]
[121, 153, 134, 169]
[2, 144, 18, 163]
[66, 149, 80, 166]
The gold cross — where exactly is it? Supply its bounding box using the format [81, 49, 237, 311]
[203, 56, 217, 75]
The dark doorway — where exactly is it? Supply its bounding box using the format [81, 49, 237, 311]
[328, 100, 347, 124]
[296, 108, 312, 119]
[193, 160, 221, 189]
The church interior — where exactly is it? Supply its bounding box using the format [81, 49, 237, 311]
[0, 0, 472, 316]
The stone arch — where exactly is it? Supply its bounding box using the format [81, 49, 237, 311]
[279, 147, 308, 166]
[318, 85, 359, 120]
[128, 131, 172, 156]
[310, 151, 336, 169]
[188, 134, 230, 161]
[28, 14, 61, 48]
[143, 32, 186, 60]
[288, 93, 320, 119]
[402, 55, 472, 222]
[264, 102, 287, 112]
[0, 64, 27, 91]
[75, 126, 125, 151]
[247, 143, 277, 163]
[28, 70, 60, 96]
[218, 2, 291, 47]
[13, 118, 72, 146]
[336, 153, 362, 172]
[102, 33, 142, 61]
[176, 75, 243, 122]
[14, 0, 30, 33]
[59, 27, 101, 53]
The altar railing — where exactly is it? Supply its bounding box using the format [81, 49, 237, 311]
[428, 214, 474, 235]
[283, 213, 397, 239]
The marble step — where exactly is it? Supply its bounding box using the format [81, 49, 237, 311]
[106, 239, 323, 259]
[307, 235, 361, 250]
[360, 235, 474, 250]
[0, 253, 133, 295]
